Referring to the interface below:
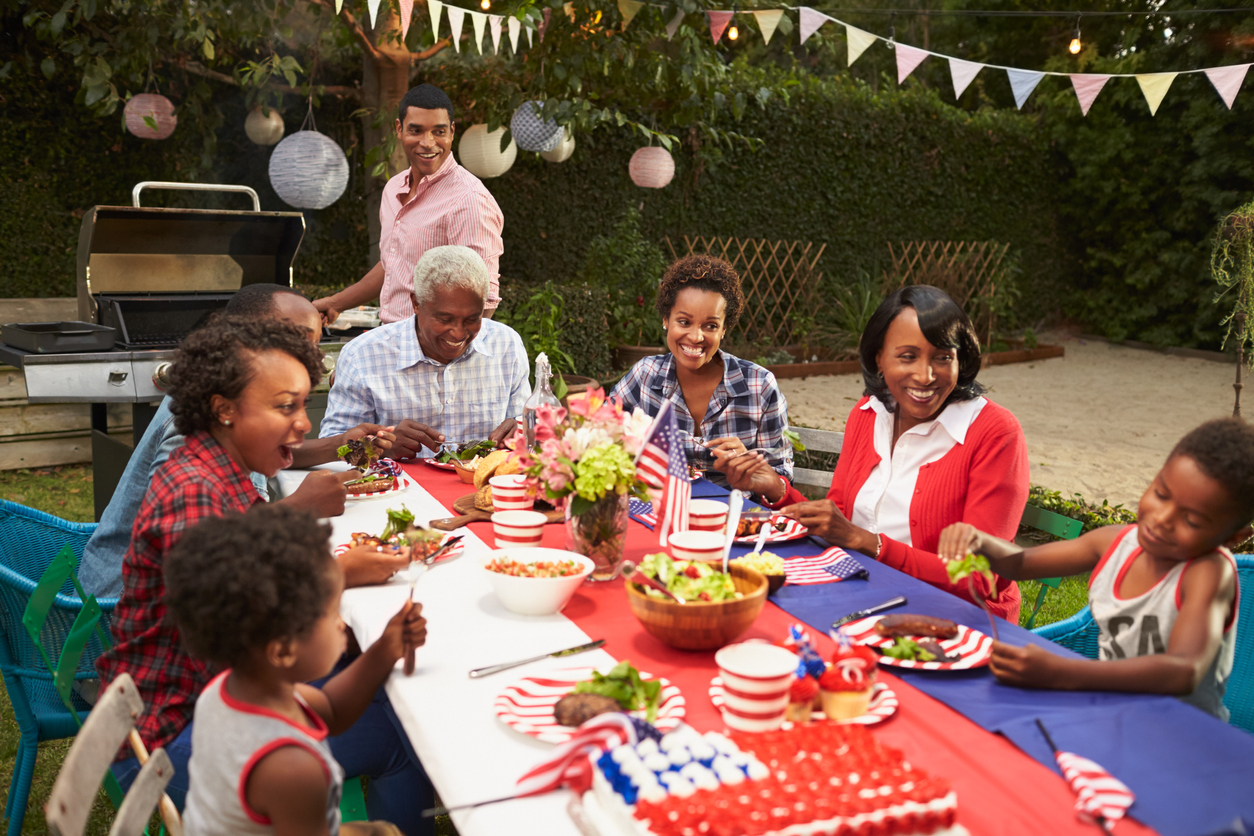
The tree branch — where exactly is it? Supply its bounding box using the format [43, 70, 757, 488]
[302, 0, 383, 61]
[181, 61, 361, 99]
[412, 39, 451, 62]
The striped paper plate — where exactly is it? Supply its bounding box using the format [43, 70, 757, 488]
[734, 516, 810, 545]
[420, 458, 460, 471]
[708, 678, 898, 726]
[494, 666, 685, 744]
[333, 535, 464, 562]
[345, 471, 413, 502]
[838, 615, 993, 670]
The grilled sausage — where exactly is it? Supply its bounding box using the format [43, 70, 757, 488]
[874, 614, 959, 640]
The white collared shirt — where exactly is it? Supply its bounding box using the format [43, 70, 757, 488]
[850, 396, 988, 546]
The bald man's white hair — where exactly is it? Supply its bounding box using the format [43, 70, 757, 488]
[411, 245, 490, 306]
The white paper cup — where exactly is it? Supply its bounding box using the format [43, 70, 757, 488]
[714, 642, 798, 732]
[667, 529, 726, 563]
[489, 474, 534, 511]
[491, 509, 547, 548]
[688, 499, 729, 532]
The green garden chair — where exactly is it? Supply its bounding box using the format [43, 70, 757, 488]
[1019, 503, 1083, 629]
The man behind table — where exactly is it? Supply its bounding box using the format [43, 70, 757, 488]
[312, 83, 505, 323]
[319, 245, 530, 458]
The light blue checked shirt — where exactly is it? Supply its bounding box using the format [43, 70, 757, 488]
[320, 317, 531, 450]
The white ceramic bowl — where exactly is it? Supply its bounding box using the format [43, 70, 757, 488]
[667, 529, 726, 562]
[482, 548, 595, 616]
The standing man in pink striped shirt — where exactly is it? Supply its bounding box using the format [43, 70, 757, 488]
[313, 84, 505, 324]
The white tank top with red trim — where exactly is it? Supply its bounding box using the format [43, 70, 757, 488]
[183, 672, 344, 836]
[1089, 525, 1238, 721]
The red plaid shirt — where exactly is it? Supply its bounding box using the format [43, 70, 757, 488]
[96, 431, 264, 752]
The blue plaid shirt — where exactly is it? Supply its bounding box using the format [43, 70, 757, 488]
[320, 317, 531, 449]
[609, 351, 793, 487]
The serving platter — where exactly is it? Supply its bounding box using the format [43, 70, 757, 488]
[708, 678, 898, 726]
[837, 615, 993, 670]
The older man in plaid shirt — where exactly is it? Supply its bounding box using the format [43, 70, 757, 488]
[321, 245, 531, 459]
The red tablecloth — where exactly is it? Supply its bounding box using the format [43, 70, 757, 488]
[406, 463, 1155, 836]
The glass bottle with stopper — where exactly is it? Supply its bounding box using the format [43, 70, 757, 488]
[523, 352, 561, 447]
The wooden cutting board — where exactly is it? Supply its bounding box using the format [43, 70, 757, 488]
[429, 494, 564, 531]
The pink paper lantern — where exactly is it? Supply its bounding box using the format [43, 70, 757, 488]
[124, 93, 177, 140]
[629, 147, 674, 189]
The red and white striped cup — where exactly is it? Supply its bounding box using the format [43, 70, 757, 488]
[489, 474, 534, 511]
[667, 530, 725, 563]
[714, 642, 799, 732]
[491, 510, 547, 548]
[688, 499, 729, 532]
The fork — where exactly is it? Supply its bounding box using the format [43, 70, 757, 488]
[402, 535, 463, 674]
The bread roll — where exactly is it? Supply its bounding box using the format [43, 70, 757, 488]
[474, 484, 494, 511]
[474, 449, 512, 488]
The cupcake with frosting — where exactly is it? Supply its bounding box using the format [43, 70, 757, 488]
[786, 675, 819, 723]
[819, 644, 878, 721]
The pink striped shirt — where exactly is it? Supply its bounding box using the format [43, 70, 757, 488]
[378, 158, 504, 322]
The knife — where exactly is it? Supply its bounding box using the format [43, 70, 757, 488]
[468, 639, 607, 679]
[831, 596, 908, 629]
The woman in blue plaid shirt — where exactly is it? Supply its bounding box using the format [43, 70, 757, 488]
[609, 255, 794, 504]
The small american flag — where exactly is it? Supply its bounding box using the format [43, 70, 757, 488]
[628, 498, 657, 529]
[514, 713, 643, 797]
[782, 547, 869, 585]
[635, 402, 690, 546]
[1037, 719, 1134, 831]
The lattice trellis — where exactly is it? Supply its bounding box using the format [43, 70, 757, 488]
[665, 235, 826, 347]
[884, 240, 1011, 345]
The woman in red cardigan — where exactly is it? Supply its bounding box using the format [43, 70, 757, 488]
[769, 285, 1029, 621]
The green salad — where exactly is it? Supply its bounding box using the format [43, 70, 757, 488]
[639, 553, 740, 603]
[946, 553, 995, 587]
[434, 440, 495, 464]
[882, 637, 938, 662]
[572, 661, 662, 722]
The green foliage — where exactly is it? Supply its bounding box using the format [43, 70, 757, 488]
[1025, 485, 1139, 537]
[1211, 199, 1254, 368]
[495, 281, 576, 375]
[582, 206, 668, 347]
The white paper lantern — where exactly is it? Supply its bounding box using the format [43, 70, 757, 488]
[124, 94, 177, 140]
[245, 107, 285, 146]
[510, 101, 564, 152]
[539, 129, 576, 163]
[268, 130, 350, 210]
[629, 147, 675, 189]
[457, 124, 517, 179]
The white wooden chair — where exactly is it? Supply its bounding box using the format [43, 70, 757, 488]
[790, 427, 844, 497]
[45, 673, 183, 836]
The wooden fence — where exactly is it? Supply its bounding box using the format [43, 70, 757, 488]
[884, 241, 1011, 346]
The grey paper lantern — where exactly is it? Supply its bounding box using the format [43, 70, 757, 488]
[268, 130, 349, 210]
[124, 94, 177, 140]
[245, 107, 285, 146]
[540, 129, 576, 163]
[458, 124, 517, 179]
[510, 101, 564, 153]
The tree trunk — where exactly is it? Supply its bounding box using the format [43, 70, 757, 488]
[359, 7, 413, 264]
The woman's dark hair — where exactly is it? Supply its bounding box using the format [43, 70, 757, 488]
[165, 504, 337, 668]
[859, 285, 984, 409]
[655, 255, 745, 332]
[167, 314, 324, 436]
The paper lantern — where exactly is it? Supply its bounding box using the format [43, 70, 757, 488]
[124, 94, 177, 140]
[539, 129, 576, 163]
[457, 124, 517, 179]
[245, 107, 285, 146]
[268, 130, 350, 210]
[629, 147, 675, 189]
[510, 101, 564, 152]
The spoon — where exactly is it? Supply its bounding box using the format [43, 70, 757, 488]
[621, 561, 684, 604]
[722, 490, 745, 574]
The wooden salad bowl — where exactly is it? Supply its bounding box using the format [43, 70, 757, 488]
[625, 563, 768, 651]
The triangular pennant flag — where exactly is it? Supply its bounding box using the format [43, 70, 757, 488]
[367, 0, 381, 28]
[428, 0, 444, 38]
[798, 7, 828, 45]
[399, 0, 414, 40]
[446, 5, 465, 52]
[470, 10, 487, 54]
[666, 8, 685, 39]
[708, 11, 733, 44]
[753, 10, 783, 45]
[895, 44, 929, 84]
[1135, 72, 1177, 116]
[508, 16, 521, 52]
[1070, 74, 1111, 116]
[1205, 63, 1250, 110]
[527, 17, 535, 47]
[335, 0, 343, 12]
[1006, 68, 1044, 110]
[845, 25, 877, 66]
[489, 15, 503, 53]
[949, 58, 982, 100]
[619, 0, 644, 30]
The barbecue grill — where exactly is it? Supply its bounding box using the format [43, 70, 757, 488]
[0, 181, 310, 516]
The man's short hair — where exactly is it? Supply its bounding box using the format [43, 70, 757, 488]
[397, 84, 455, 124]
[1170, 417, 1254, 527]
[225, 283, 308, 319]
[411, 245, 489, 306]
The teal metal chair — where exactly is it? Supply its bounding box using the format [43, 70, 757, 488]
[1034, 553, 1254, 734]
[0, 500, 115, 836]
[1018, 503, 1083, 629]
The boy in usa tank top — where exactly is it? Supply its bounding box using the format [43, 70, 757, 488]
[937, 418, 1252, 720]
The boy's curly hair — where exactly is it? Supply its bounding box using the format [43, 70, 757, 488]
[167, 314, 324, 436]
[655, 255, 744, 332]
[165, 504, 337, 668]
[1171, 417, 1254, 527]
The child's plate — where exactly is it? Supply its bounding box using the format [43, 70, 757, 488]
[494, 666, 685, 744]
[709, 678, 897, 726]
[838, 615, 993, 670]
[733, 516, 810, 545]
[345, 471, 412, 501]
[333, 535, 464, 564]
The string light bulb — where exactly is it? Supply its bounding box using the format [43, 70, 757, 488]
[728, 23, 739, 40]
[480, 0, 490, 9]
[1069, 17, 1082, 54]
